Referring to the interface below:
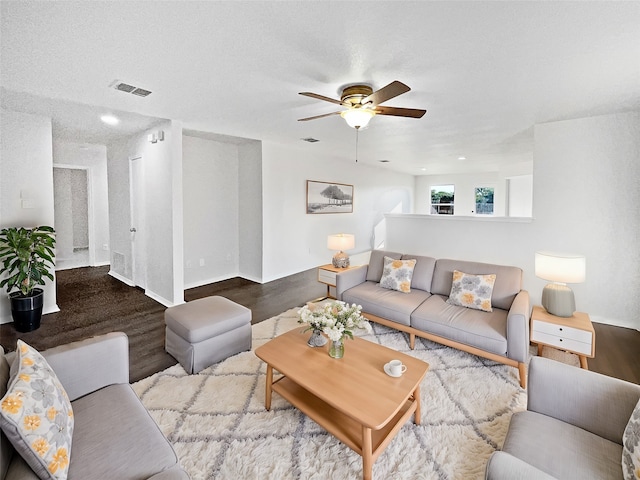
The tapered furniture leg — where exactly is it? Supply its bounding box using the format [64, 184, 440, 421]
[362, 426, 372, 480]
[265, 364, 273, 410]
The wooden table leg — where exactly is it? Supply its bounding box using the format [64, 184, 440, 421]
[537, 344, 543, 356]
[362, 426, 372, 480]
[265, 364, 273, 410]
[579, 356, 589, 370]
[413, 385, 421, 425]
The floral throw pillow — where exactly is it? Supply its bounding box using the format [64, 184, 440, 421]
[0, 340, 73, 480]
[379, 256, 417, 293]
[446, 270, 496, 312]
[623, 398, 640, 480]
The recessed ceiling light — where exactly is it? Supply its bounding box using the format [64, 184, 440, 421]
[421, 168, 427, 171]
[458, 156, 466, 161]
[100, 114, 120, 126]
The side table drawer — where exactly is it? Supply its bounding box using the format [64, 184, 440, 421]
[531, 330, 592, 356]
[532, 320, 592, 344]
[318, 269, 337, 286]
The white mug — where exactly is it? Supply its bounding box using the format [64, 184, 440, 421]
[389, 359, 407, 376]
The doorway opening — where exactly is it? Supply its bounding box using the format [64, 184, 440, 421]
[53, 166, 92, 270]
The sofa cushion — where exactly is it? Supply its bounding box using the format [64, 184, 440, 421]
[410, 295, 508, 356]
[67, 383, 179, 479]
[503, 410, 623, 479]
[623, 398, 640, 480]
[365, 250, 402, 282]
[431, 259, 522, 311]
[1, 341, 73, 480]
[401, 254, 436, 292]
[379, 257, 417, 293]
[447, 270, 496, 312]
[342, 281, 431, 326]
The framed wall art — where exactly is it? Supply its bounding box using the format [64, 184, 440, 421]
[306, 180, 354, 214]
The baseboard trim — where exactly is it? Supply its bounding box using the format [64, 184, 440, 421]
[145, 290, 184, 308]
[184, 274, 265, 290]
[108, 270, 134, 287]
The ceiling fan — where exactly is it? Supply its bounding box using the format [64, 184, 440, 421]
[298, 80, 426, 129]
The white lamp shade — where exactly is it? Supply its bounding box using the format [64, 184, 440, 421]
[535, 251, 586, 284]
[341, 109, 374, 129]
[327, 234, 355, 251]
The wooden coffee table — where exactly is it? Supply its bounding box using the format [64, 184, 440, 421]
[255, 328, 429, 480]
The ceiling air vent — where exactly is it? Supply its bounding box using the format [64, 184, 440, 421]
[301, 137, 319, 143]
[110, 80, 152, 97]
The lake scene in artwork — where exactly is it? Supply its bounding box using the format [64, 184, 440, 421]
[307, 181, 353, 214]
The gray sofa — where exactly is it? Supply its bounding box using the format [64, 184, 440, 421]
[336, 250, 530, 387]
[0, 333, 189, 480]
[486, 356, 640, 479]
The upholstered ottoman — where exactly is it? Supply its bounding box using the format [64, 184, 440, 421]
[165, 296, 252, 374]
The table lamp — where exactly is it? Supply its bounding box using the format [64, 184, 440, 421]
[535, 251, 586, 317]
[327, 234, 355, 268]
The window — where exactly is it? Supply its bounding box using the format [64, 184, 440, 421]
[430, 185, 454, 215]
[475, 187, 494, 215]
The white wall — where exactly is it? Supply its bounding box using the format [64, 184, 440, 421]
[0, 109, 58, 323]
[507, 174, 533, 217]
[386, 111, 640, 330]
[181, 134, 262, 287]
[106, 121, 184, 306]
[182, 135, 240, 288]
[238, 141, 263, 282]
[261, 140, 415, 282]
[53, 141, 110, 266]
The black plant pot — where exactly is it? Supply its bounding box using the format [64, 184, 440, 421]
[9, 288, 44, 332]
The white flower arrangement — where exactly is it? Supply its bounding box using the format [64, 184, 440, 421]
[298, 300, 372, 342]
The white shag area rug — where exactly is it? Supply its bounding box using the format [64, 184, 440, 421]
[133, 308, 579, 480]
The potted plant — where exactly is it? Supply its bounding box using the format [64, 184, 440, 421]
[0, 226, 56, 332]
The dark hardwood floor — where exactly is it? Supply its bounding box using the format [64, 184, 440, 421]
[0, 266, 326, 382]
[1, 265, 639, 385]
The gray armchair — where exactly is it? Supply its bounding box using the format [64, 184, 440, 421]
[486, 356, 640, 479]
[1, 333, 189, 480]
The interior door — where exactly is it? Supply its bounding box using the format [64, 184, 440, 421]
[130, 156, 146, 289]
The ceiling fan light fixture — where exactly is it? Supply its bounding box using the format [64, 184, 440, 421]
[341, 108, 375, 129]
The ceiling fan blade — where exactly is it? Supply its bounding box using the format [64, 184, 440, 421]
[375, 105, 426, 118]
[299, 92, 344, 106]
[298, 111, 342, 122]
[361, 81, 411, 106]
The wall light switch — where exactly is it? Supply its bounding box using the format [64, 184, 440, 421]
[158, 130, 164, 141]
[21, 199, 36, 209]
[148, 133, 158, 143]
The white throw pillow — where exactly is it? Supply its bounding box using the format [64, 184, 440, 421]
[623, 398, 640, 480]
[0, 340, 73, 480]
[379, 256, 417, 293]
[446, 270, 496, 312]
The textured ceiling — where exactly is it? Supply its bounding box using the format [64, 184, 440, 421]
[1, 1, 639, 175]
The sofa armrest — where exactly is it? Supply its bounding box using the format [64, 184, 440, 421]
[148, 466, 191, 479]
[485, 451, 557, 480]
[506, 290, 530, 363]
[335, 265, 367, 300]
[42, 332, 129, 401]
[528, 356, 640, 444]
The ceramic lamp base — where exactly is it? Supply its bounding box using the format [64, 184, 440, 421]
[541, 283, 576, 317]
[332, 251, 350, 268]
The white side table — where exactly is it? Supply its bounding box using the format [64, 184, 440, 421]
[530, 305, 595, 369]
